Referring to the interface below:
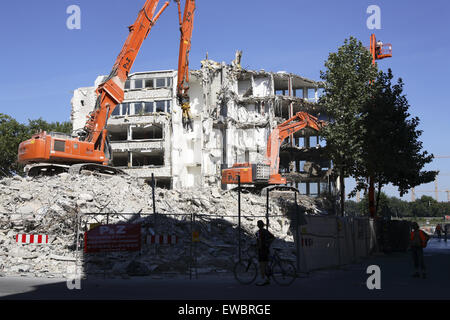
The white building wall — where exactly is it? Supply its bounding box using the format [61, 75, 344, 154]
[252, 76, 272, 97]
[71, 86, 97, 133]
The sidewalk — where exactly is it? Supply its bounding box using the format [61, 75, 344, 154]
[1, 238, 449, 300]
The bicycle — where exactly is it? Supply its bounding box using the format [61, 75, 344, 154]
[233, 245, 297, 286]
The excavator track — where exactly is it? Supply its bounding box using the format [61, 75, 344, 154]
[227, 185, 299, 196]
[68, 163, 127, 175]
[26, 163, 127, 177]
[26, 163, 70, 177]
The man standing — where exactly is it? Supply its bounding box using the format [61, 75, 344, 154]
[255, 220, 275, 286]
[410, 222, 429, 279]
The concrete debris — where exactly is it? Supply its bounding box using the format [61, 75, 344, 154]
[0, 173, 332, 277]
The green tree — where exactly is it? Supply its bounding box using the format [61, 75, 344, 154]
[344, 199, 361, 216]
[389, 196, 411, 217]
[358, 192, 393, 218]
[410, 196, 435, 217]
[354, 69, 437, 215]
[0, 114, 29, 175]
[319, 37, 377, 215]
[347, 194, 449, 219]
[27, 118, 72, 135]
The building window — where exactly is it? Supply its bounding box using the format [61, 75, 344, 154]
[111, 105, 121, 116]
[155, 78, 166, 88]
[134, 102, 143, 115]
[145, 79, 154, 88]
[299, 160, 306, 172]
[245, 150, 250, 162]
[134, 79, 143, 89]
[144, 102, 153, 114]
[318, 136, 326, 147]
[310, 136, 319, 147]
[125, 80, 131, 90]
[121, 103, 127, 115]
[310, 182, 319, 197]
[131, 152, 164, 167]
[299, 182, 307, 195]
[109, 127, 128, 141]
[131, 125, 163, 140]
[116, 100, 171, 115]
[155, 101, 165, 112]
[112, 152, 129, 167]
[297, 137, 305, 148]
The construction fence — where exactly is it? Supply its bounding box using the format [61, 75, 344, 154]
[71, 211, 379, 278]
[74, 211, 295, 279]
[297, 216, 375, 272]
[4, 211, 383, 279]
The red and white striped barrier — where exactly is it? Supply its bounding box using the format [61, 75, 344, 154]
[147, 235, 178, 245]
[16, 234, 48, 244]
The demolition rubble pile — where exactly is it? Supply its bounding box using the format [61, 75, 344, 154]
[0, 173, 331, 278]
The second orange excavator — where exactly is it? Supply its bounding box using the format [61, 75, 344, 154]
[221, 112, 325, 186]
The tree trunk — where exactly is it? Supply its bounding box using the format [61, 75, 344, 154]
[340, 167, 345, 216]
[369, 177, 375, 218]
[375, 181, 383, 217]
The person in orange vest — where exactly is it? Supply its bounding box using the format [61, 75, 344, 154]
[410, 222, 429, 278]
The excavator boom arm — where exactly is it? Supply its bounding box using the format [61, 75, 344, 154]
[176, 0, 195, 101]
[266, 112, 323, 177]
[82, 0, 169, 150]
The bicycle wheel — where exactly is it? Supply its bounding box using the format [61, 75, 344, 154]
[233, 259, 258, 285]
[272, 260, 296, 286]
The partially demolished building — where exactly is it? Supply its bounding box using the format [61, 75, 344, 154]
[71, 54, 333, 195]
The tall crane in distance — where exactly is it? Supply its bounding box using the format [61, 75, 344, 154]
[175, 0, 196, 132]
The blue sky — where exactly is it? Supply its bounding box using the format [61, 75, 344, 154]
[0, 0, 449, 201]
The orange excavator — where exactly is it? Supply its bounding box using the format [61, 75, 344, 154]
[175, 0, 195, 131]
[17, 0, 170, 176]
[221, 112, 324, 186]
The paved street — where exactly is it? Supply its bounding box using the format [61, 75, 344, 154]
[1, 238, 449, 300]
